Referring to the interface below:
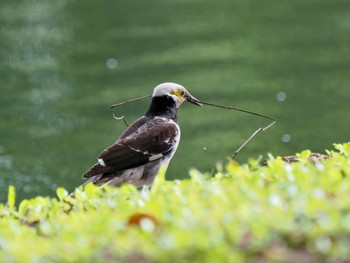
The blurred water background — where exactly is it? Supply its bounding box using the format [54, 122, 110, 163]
[1, 0, 350, 201]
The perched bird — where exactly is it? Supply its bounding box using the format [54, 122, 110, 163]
[74, 82, 202, 192]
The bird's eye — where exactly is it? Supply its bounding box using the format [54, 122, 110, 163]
[180, 91, 185, 96]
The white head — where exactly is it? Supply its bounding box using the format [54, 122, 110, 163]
[152, 82, 202, 108]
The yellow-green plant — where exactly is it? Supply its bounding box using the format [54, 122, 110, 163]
[1, 144, 350, 262]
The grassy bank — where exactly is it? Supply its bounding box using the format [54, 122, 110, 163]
[1, 143, 350, 262]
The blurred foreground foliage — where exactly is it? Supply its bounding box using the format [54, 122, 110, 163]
[1, 143, 350, 262]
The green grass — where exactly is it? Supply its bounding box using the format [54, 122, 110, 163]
[1, 143, 350, 262]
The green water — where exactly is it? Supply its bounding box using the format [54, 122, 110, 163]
[1, 0, 350, 202]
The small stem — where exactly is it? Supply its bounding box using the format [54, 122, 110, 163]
[200, 101, 276, 159]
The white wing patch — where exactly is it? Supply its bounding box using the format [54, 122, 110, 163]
[149, 153, 163, 161]
[98, 158, 106, 167]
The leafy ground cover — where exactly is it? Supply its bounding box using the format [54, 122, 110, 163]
[1, 143, 350, 262]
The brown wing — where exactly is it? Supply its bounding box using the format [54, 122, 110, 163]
[82, 117, 179, 178]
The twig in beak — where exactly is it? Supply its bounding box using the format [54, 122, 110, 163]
[110, 95, 151, 127]
[185, 95, 203, 106]
[199, 101, 276, 159]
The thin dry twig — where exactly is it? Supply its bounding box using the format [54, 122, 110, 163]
[110, 96, 276, 159]
[110, 95, 151, 127]
[199, 101, 276, 159]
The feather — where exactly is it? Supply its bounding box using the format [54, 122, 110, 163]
[82, 116, 179, 178]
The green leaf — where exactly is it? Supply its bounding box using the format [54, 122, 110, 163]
[151, 165, 167, 194]
[56, 187, 68, 201]
[18, 199, 29, 217]
[7, 185, 16, 209]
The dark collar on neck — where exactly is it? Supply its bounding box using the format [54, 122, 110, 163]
[145, 96, 178, 121]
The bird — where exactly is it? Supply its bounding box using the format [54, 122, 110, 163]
[73, 82, 202, 194]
